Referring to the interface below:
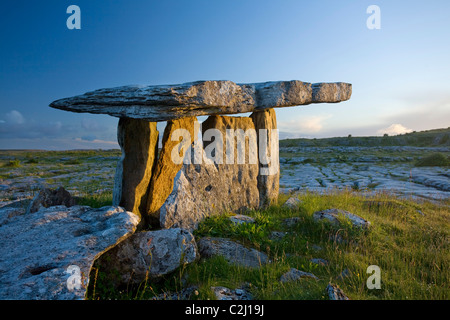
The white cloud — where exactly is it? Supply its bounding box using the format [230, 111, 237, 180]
[278, 114, 332, 135]
[377, 123, 413, 136]
[5, 110, 25, 125]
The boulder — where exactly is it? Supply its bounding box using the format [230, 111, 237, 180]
[313, 209, 370, 229]
[49, 80, 352, 122]
[95, 228, 198, 287]
[197, 237, 269, 268]
[145, 116, 197, 226]
[0, 205, 140, 300]
[27, 186, 76, 213]
[280, 268, 319, 282]
[112, 118, 159, 220]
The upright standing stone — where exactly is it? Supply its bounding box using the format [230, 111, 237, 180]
[250, 108, 279, 207]
[202, 115, 260, 210]
[113, 118, 159, 220]
[146, 116, 197, 227]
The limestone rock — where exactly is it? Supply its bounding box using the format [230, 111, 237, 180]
[145, 117, 197, 226]
[197, 237, 269, 268]
[310, 258, 329, 266]
[250, 108, 279, 207]
[49, 80, 352, 122]
[159, 160, 222, 231]
[326, 283, 350, 300]
[27, 186, 76, 213]
[112, 118, 159, 220]
[280, 268, 319, 282]
[95, 228, 198, 287]
[313, 209, 370, 229]
[0, 205, 140, 300]
[283, 196, 302, 210]
[202, 115, 260, 208]
[229, 214, 255, 225]
[159, 116, 261, 231]
[211, 286, 253, 300]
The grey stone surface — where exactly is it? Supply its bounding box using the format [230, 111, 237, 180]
[159, 147, 260, 231]
[279, 146, 450, 201]
[95, 228, 198, 287]
[313, 209, 370, 229]
[0, 205, 140, 300]
[27, 187, 76, 213]
[229, 214, 255, 225]
[211, 286, 253, 300]
[283, 196, 302, 210]
[280, 268, 319, 282]
[197, 237, 269, 268]
[49, 80, 352, 122]
[326, 283, 350, 300]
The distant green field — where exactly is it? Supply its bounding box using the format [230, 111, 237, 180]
[280, 127, 450, 148]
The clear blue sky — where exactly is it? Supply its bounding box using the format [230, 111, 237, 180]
[1, 0, 449, 149]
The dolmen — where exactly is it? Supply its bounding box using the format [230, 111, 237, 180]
[50, 80, 352, 230]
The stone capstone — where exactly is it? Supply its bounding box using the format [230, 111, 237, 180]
[94, 228, 198, 287]
[0, 205, 140, 300]
[49, 80, 352, 122]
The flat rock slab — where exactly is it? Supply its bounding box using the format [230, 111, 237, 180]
[0, 205, 140, 300]
[49, 80, 352, 122]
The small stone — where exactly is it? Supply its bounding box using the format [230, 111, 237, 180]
[211, 286, 253, 300]
[229, 214, 255, 225]
[197, 237, 269, 268]
[280, 268, 319, 282]
[313, 209, 370, 229]
[283, 196, 302, 210]
[326, 283, 350, 300]
[310, 258, 329, 266]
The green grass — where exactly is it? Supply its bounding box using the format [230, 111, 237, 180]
[415, 153, 450, 167]
[280, 127, 450, 148]
[88, 190, 449, 300]
[77, 192, 113, 208]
